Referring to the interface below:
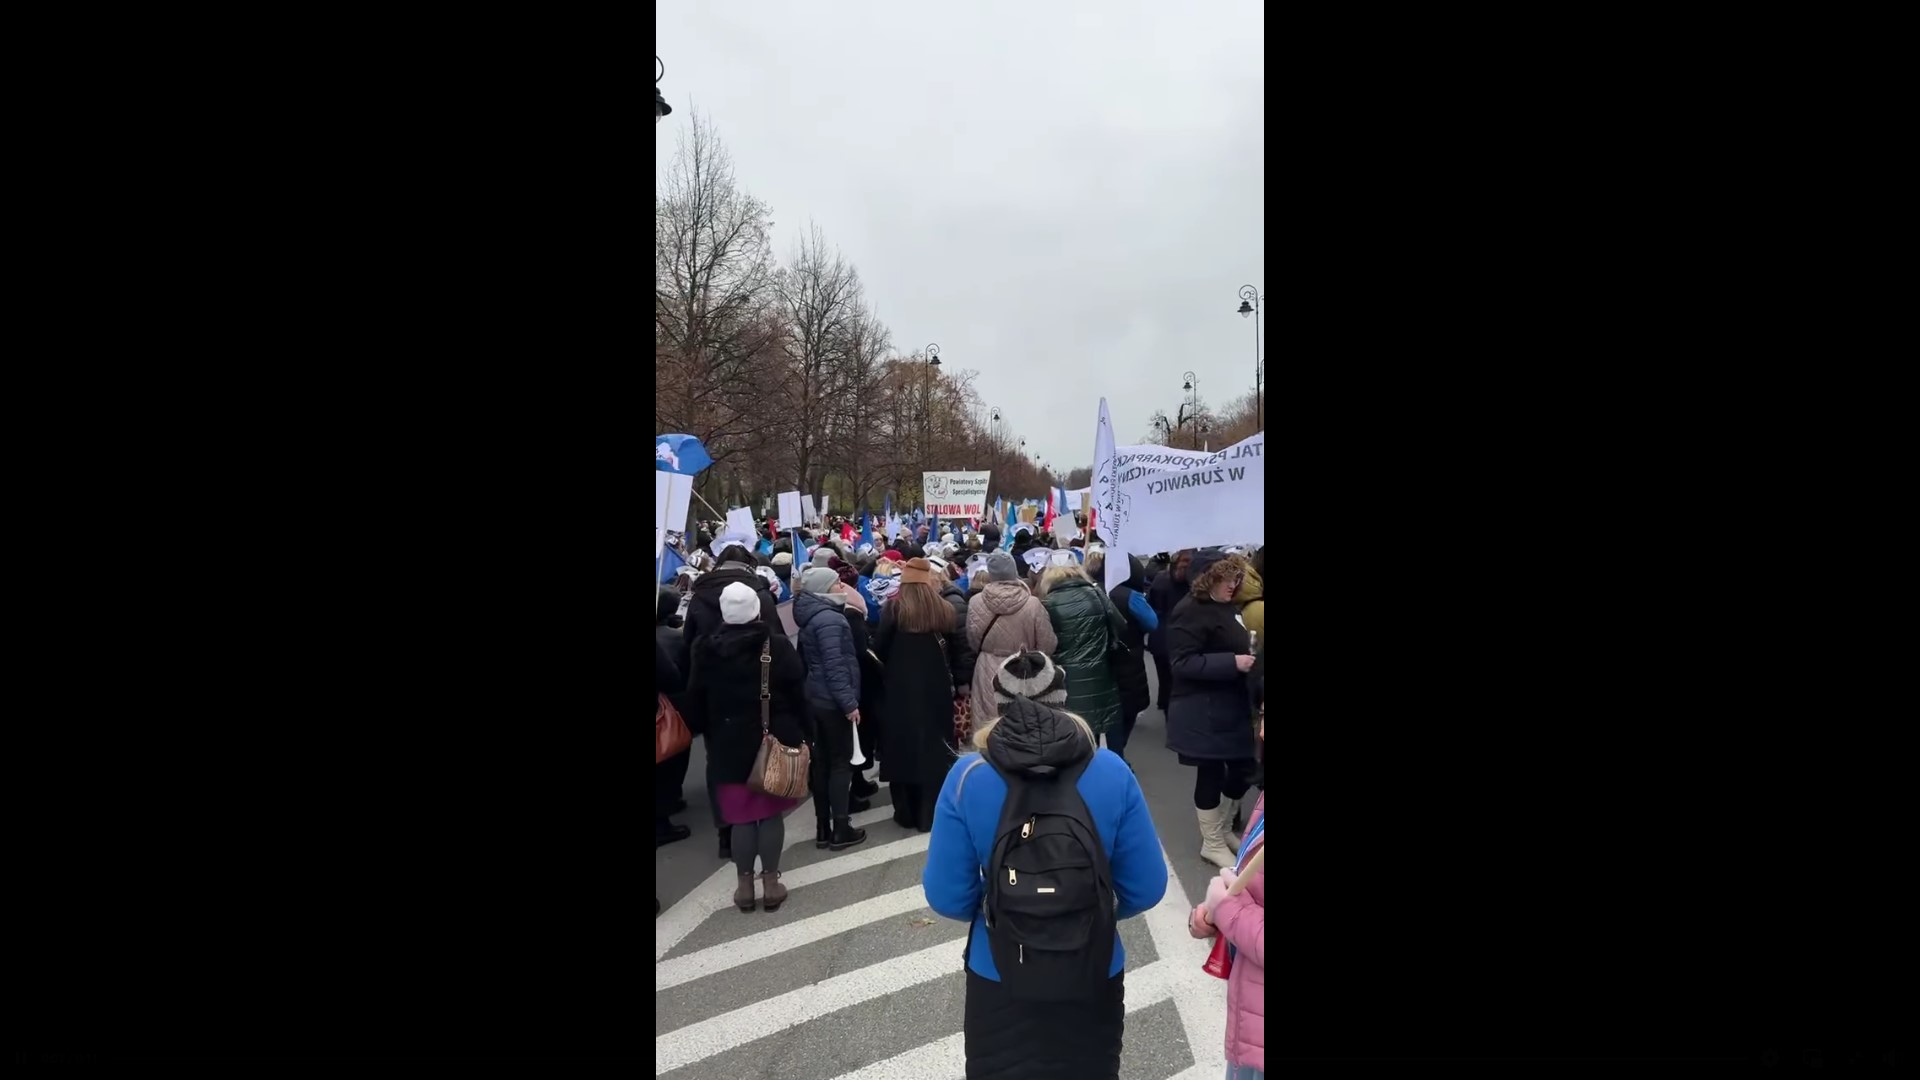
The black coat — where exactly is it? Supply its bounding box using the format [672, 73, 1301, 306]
[793, 591, 861, 714]
[1108, 556, 1153, 718]
[938, 582, 980, 690]
[874, 602, 969, 790]
[681, 564, 781, 670]
[1164, 592, 1256, 761]
[1145, 566, 1190, 659]
[685, 622, 808, 784]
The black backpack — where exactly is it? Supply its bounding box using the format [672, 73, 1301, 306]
[978, 756, 1116, 1000]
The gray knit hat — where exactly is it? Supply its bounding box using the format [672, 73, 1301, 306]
[985, 551, 1020, 582]
[994, 650, 1067, 708]
[810, 547, 836, 568]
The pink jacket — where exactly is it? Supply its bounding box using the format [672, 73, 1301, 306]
[1209, 794, 1265, 1071]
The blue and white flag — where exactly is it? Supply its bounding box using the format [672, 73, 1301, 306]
[654, 433, 713, 476]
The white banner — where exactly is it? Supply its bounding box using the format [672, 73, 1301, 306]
[802, 494, 819, 525]
[922, 470, 992, 519]
[819, 495, 830, 522]
[1105, 432, 1264, 561]
[1115, 444, 1217, 479]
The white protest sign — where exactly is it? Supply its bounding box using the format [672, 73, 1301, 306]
[1052, 506, 1081, 543]
[725, 507, 756, 540]
[777, 491, 804, 534]
[802, 494, 819, 525]
[922, 470, 992, 519]
[656, 471, 674, 562]
[1107, 431, 1264, 560]
[819, 496, 830, 521]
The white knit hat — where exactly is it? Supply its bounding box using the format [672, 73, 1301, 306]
[720, 581, 761, 625]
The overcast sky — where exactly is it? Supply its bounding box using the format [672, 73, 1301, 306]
[658, 0, 1263, 474]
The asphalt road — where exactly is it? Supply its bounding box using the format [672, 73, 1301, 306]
[654, 667, 1249, 1080]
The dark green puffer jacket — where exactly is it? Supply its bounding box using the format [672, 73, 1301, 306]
[1040, 573, 1128, 735]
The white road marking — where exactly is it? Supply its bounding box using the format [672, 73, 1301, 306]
[655, 791, 908, 962]
[1142, 844, 1230, 1075]
[655, 884, 937, 991]
[654, 936, 966, 1073]
[825, 954, 1183, 1080]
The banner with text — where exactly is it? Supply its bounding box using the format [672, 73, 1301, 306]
[922, 470, 992, 519]
[1102, 430, 1264, 575]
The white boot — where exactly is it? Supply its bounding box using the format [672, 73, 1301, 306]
[1197, 805, 1236, 869]
[1223, 796, 1243, 849]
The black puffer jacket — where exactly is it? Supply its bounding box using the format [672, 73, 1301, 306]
[685, 622, 808, 784]
[681, 563, 780, 669]
[1164, 575, 1256, 762]
[1145, 556, 1191, 659]
[793, 591, 861, 714]
[1107, 556, 1153, 717]
[656, 588, 691, 715]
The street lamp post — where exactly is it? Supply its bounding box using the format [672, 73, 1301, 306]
[923, 344, 942, 497]
[656, 57, 672, 123]
[1237, 285, 1263, 429]
[1181, 371, 1199, 449]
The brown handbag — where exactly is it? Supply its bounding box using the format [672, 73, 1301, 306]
[747, 640, 811, 799]
[655, 693, 691, 764]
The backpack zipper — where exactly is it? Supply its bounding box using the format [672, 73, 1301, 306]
[1018, 944, 1024, 964]
[1008, 867, 1017, 885]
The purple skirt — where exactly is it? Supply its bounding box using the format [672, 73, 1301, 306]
[716, 782, 799, 825]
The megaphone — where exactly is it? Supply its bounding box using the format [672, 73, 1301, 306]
[849, 719, 868, 766]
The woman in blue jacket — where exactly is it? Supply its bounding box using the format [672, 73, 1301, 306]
[921, 651, 1168, 1079]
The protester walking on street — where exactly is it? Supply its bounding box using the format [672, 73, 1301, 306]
[1165, 550, 1259, 869]
[1089, 551, 1156, 762]
[922, 651, 1169, 1079]
[1189, 706, 1266, 1079]
[875, 558, 974, 831]
[684, 582, 809, 913]
[656, 589, 693, 848]
[1036, 563, 1128, 750]
[1146, 550, 1194, 712]
[966, 551, 1056, 710]
[793, 566, 869, 852]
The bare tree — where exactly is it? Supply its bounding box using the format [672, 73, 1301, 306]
[655, 110, 784, 484]
[778, 221, 865, 501]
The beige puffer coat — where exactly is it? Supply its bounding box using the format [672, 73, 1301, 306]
[966, 581, 1058, 715]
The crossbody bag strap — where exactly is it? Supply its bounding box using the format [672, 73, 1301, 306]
[759, 640, 772, 735]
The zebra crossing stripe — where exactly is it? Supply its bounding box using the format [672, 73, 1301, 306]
[655, 936, 966, 1073]
[825, 951, 1184, 1080]
[655, 884, 936, 991]
[655, 795, 910, 963]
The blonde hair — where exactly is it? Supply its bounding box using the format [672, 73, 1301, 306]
[1034, 563, 1086, 598]
[970, 708, 1096, 753]
[1083, 551, 1105, 581]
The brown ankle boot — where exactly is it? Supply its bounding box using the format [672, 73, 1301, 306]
[733, 871, 757, 912]
[758, 870, 787, 912]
